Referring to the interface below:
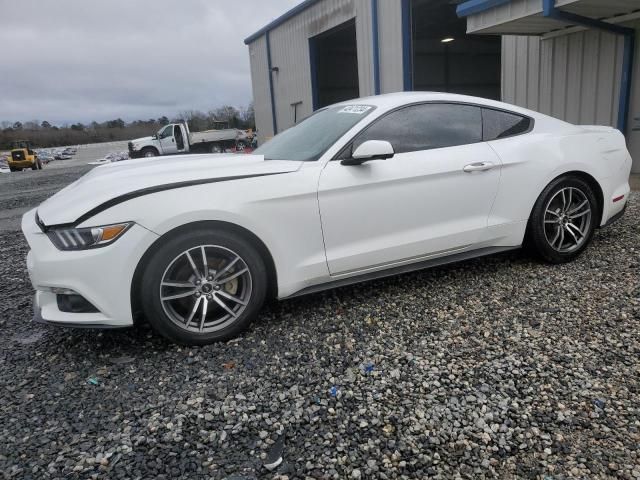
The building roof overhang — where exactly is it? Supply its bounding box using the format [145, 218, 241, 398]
[457, 0, 640, 35]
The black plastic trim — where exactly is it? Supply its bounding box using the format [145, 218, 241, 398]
[284, 245, 519, 299]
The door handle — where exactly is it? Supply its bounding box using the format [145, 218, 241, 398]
[463, 162, 495, 173]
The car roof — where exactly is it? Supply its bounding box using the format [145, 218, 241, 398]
[332, 91, 548, 120]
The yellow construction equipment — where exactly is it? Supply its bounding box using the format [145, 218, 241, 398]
[8, 140, 41, 172]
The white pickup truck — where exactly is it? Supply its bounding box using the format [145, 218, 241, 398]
[128, 122, 248, 158]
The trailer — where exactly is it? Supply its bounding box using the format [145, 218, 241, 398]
[128, 122, 248, 158]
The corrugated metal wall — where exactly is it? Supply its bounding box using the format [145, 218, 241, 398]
[626, 25, 640, 173]
[247, 0, 405, 143]
[378, 0, 404, 93]
[502, 30, 625, 127]
[247, 36, 272, 146]
[253, 0, 359, 141]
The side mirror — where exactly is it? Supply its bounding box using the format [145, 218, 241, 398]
[341, 140, 394, 166]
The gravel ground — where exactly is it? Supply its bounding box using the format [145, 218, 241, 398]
[0, 167, 638, 479]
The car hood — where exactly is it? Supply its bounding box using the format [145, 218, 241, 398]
[37, 154, 302, 226]
[130, 136, 153, 145]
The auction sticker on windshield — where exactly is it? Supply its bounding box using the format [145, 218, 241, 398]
[339, 105, 372, 114]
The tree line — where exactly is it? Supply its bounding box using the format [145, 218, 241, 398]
[0, 104, 255, 149]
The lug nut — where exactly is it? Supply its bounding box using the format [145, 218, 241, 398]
[195, 292, 201, 297]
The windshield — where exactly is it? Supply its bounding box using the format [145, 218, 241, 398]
[254, 104, 375, 161]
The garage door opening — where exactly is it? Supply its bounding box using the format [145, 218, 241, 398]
[310, 19, 359, 110]
[410, 0, 501, 100]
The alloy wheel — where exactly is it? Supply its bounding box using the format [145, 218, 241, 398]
[543, 187, 592, 253]
[160, 245, 252, 333]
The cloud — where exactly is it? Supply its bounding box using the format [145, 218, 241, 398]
[0, 0, 300, 124]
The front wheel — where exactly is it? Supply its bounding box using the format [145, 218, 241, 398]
[141, 148, 158, 158]
[527, 176, 598, 264]
[140, 228, 268, 345]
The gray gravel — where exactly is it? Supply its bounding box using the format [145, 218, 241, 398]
[0, 167, 639, 479]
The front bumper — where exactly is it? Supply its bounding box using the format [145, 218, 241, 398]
[128, 142, 143, 159]
[32, 295, 129, 329]
[23, 208, 159, 328]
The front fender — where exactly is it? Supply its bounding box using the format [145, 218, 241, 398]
[80, 169, 330, 298]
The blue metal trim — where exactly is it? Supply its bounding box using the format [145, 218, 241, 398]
[309, 37, 319, 111]
[456, 0, 512, 18]
[266, 31, 278, 134]
[245, 0, 323, 44]
[371, 0, 381, 95]
[618, 34, 635, 133]
[401, 0, 412, 91]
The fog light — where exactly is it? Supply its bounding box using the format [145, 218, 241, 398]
[56, 294, 99, 313]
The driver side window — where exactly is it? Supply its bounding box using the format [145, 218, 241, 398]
[349, 103, 482, 156]
[159, 125, 174, 139]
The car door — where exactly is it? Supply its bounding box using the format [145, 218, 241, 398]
[318, 102, 502, 275]
[158, 125, 178, 155]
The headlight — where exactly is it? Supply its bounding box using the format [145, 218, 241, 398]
[46, 222, 133, 251]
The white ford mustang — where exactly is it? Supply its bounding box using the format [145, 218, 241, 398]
[23, 93, 631, 344]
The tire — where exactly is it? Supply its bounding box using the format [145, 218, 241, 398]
[236, 141, 246, 152]
[141, 147, 158, 158]
[37, 159, 43, 170]
[210, 143, 223, 154]
[527, 175, 598, 264]
[140, 228, 268, 345]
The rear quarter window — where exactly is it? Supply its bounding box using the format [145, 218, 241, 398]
[482, 108, 532, 141]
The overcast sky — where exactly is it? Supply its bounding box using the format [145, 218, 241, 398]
[0, 0, 300, 125]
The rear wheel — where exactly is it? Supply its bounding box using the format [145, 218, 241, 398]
[527, 176, 597, 263]
[210, 143, 223, 154]
[140, 228, 267, 345]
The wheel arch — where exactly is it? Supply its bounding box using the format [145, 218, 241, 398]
[526, 170, 604, 238]
[553, 170, 604, 225]
[130, 220, 278, 323]
[141, 146, 159, 156]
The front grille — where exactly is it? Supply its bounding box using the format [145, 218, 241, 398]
[11, 150, 26, 161]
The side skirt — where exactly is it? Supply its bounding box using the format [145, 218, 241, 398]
[284, 245, 520, 299]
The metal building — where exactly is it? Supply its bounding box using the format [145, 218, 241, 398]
[245, 0, 640, 172]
